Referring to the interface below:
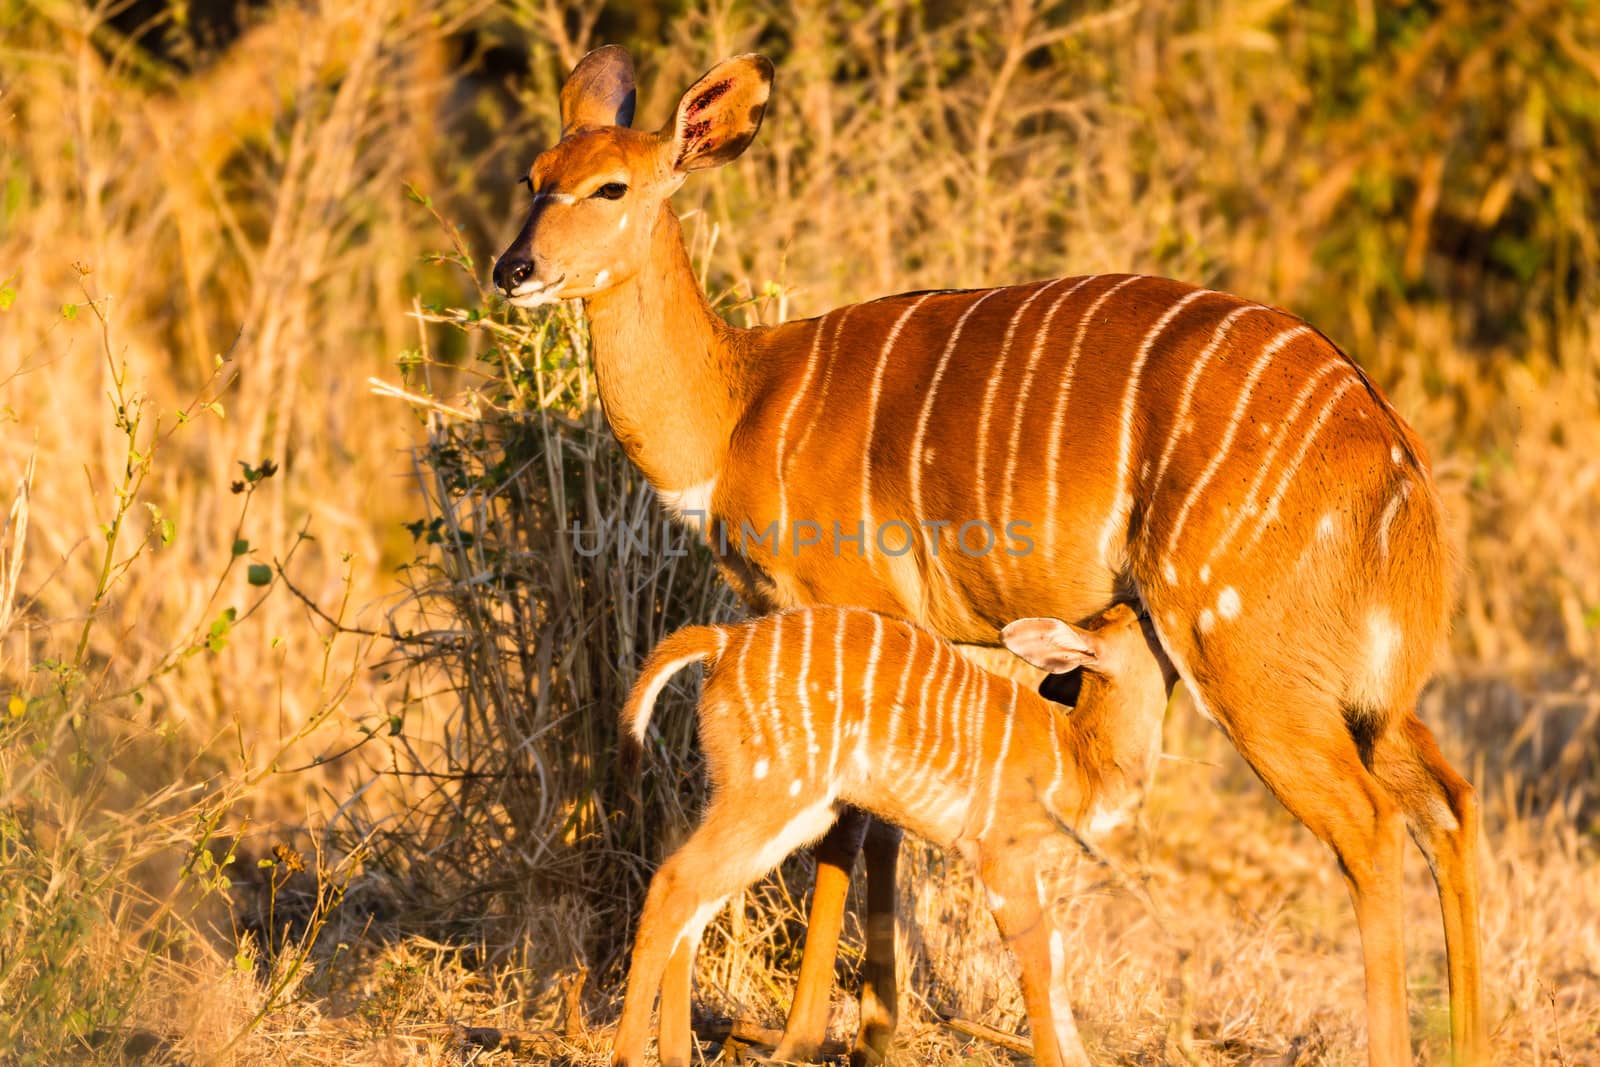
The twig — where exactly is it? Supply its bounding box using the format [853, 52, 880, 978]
[941, 1015, 1033, 1057]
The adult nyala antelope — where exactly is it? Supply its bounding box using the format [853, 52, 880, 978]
[614, 604, 1167, 1067]
[494, 46, 1483, 1067]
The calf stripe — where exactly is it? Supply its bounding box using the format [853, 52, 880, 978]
[979, 681, 1019, 839]
[827, 610, 848, 783]
[798, 610, 818, 780]
[856, 613, 884, 776]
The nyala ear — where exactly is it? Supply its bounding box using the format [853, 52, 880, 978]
[1001, 617, 1100, 674]
[661, 54, 774, 172]
[560, 45, 637, 137]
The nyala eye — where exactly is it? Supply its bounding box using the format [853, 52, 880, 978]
[593, 182, 628, 200]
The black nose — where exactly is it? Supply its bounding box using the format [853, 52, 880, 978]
[494, 256, 534, 293]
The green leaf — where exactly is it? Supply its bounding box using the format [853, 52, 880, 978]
[246, 563, 272, 587]
[60, 302, 77, 320]
[0, 286, 15, 311]
[232, 538, 250, 557]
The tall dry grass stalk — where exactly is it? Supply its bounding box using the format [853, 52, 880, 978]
[0, 0, 1596, 1062]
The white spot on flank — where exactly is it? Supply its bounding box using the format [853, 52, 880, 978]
[1317, 512, 1338, 541]
[1366, 608, 1402, 690]
[1198, 563, 1211, 584]
[1198, 609, 1216, 633]
[594, 269, 611, 288]
[790, 778, 803, 796]
[986, 887, 1007, 911]
[1217, 586, 1241, 620]
[753, 758, 769, 780]
[1163, 561, 1178, 584]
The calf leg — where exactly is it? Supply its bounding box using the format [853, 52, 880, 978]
[614, 796, 839, 1067]
[978, 845, 1092, 1067]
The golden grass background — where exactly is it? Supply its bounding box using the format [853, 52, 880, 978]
[0, 0, 1596, 1063]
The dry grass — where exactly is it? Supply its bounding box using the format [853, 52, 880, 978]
[1, 0, 1597, 1063]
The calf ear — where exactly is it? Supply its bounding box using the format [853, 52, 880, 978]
[1001, 617, 1100, 673]
[661, 54, 774, 172]
[560, 45, 637, 136]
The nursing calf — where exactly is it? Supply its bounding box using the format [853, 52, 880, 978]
[611, 604, 1166, 1067]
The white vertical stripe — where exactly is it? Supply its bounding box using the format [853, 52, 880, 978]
[909, 288, 1005, 540]
[885, 623, 919, 775]
[787, 307, 852, 479]
[977, 279, 1072, 589]
[942, 656, 972, 778]
[908, 634, 942, 790]
[1202, 360, 1348, 568]
[766, 614, 791, 767]
[963, 670, 991, 829]
[994, 275, 1104, 592]
[1165, 324, 1312, 563]
[1145, 305, 1260, 509]
[1094, 288, 1214, 568]
[734, 629, 774, 772]
[1035, 274, 1147, 566]
[826, 609, 848, 783]
[798, 610, 817, 781]
[855, 613, 884, 777]
[861, 295, 938, 556]
[979, 680, 1019, 839]
[774, 313, 831, 552]
[1243, 378, 1360, 552]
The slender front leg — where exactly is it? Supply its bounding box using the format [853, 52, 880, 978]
[851, 818, 903, 1066]
[657, 937, 695, 1065]
[774, 806, 871, 1062]
[979, 848, 1093, 1067]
